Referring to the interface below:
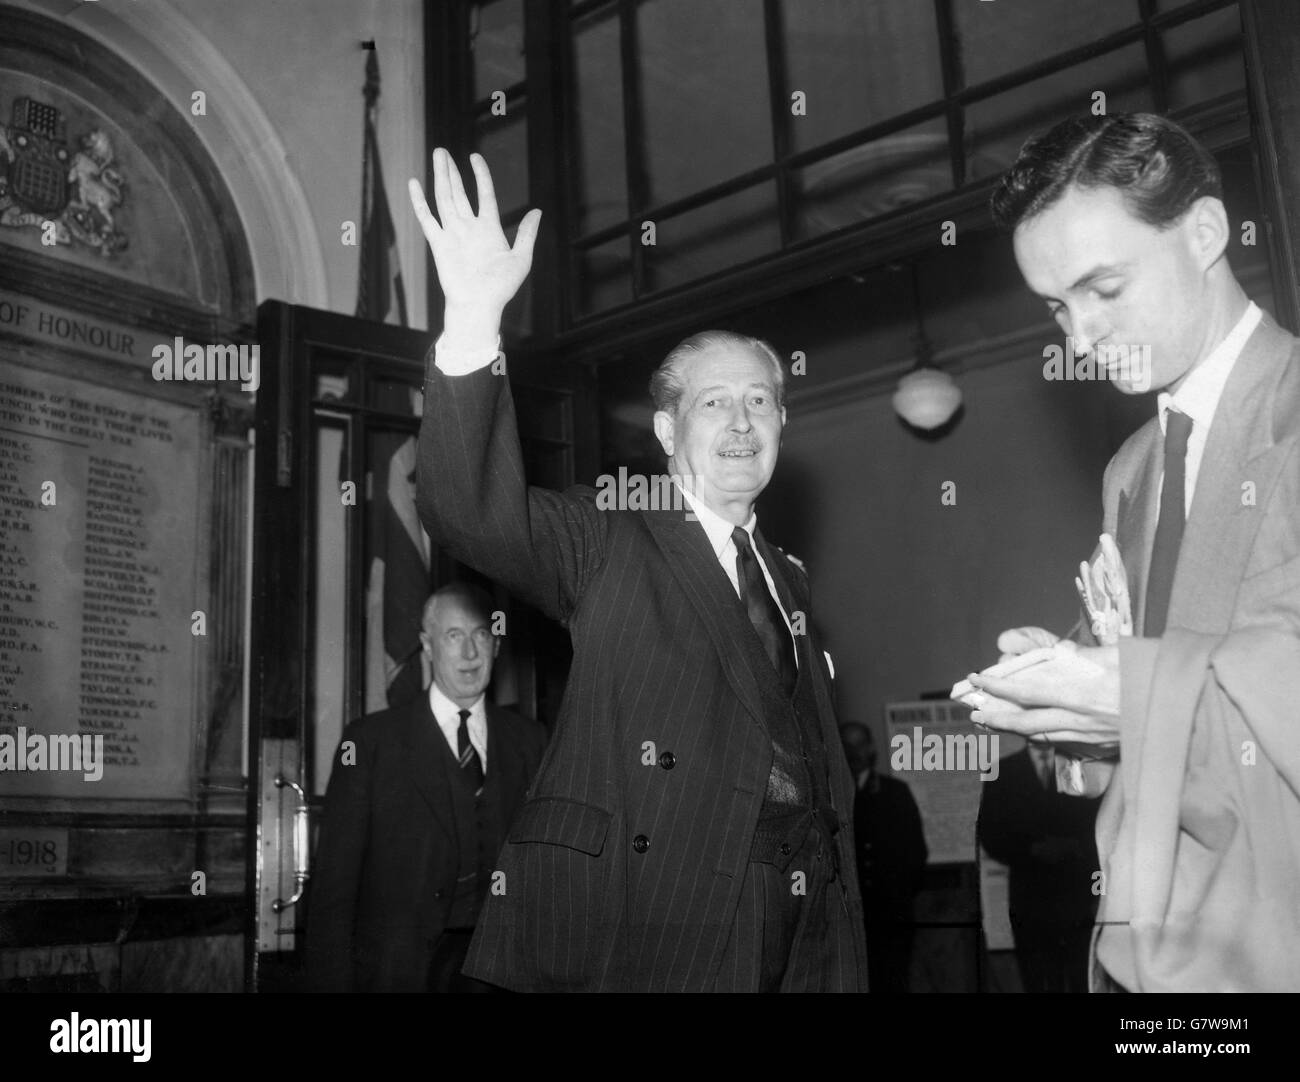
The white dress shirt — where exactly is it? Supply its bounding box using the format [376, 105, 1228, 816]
[676, 482, 799, 665]
[1155, 301, 1261, 516]
[429, 682, 488, 772]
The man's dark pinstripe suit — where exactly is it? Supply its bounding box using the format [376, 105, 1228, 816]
[416, 360, 869, 992]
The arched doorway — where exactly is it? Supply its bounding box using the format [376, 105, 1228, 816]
[1, 4, 257, 992]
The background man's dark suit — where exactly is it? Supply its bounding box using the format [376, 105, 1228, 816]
[978, 746, 1100, 993]
[853, 770, 927, 992]
[416, 365, 869, 992]
[306, 694, 545, 992]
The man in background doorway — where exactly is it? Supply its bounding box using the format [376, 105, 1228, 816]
[307, 582, 547, 992]
[978, 742, 1101, 992]
[841, 722, 927, 993]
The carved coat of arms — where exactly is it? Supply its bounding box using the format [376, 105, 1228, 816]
[0, 96, 128, 256]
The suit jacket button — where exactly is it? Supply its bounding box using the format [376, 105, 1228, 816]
[779, 842, 792, 856]
[632, 834, 650, 853]
[658, 751, 676, 770]
[434, 889, 445, 900]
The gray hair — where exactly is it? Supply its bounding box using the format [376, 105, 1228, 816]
[422, 581, 495, 630]
[648, 330, 786, 416]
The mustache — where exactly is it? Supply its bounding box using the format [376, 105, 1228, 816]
[717, 441, 762, 453]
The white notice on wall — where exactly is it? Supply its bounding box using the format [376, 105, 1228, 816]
[884, 700, 993, 865]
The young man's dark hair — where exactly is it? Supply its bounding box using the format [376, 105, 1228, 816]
[990, 112, 1223, 233]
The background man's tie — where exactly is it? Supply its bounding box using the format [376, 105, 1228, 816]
[732, 527, 797, 696]
[457, 708, 484, 794]
[1143, 409, 1194, 637]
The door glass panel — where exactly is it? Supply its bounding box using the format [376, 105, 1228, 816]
[1163, 7, 1247, 110]
[967, 46, 1153, 177]
[471, 0, 525, 101]
[572, 3, 626, 235]
[575, 236, 634, 316]
[636, 0, 772, 206]
[312, 350, 358, 406]
[643, 182, 780, 293]
[792, 118, 952, 241]
[363, 424, 431, 719]
[475, 107, 530, 218]
[955, 0, 1139, 87]
[779, 0, 944, 154]
[311, 416, 348, 796]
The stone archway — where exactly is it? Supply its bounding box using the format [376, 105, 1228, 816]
[6, 0, 330, 314]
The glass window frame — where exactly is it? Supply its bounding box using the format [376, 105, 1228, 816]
[438, 0, 1244, 341]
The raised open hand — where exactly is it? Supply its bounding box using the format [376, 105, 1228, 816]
[408, 148, 541, 321]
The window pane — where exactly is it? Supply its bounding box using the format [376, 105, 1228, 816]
[312, 419, 348, 796]
[572, 5, 626, 235]
[574, 237, 633, 317]
[368, 378, 423, 415]
[1162, 8, 1245, 111]
[474, 106, 529, 216]
[644, 182, 780, 293]
[636, 0, 772, 205]
[792, 119, 951, 242]
[364, 426, 431, 717]
[967, 46, 1153, 176]
[311, 351, 357, 405]
[472, 0, 525, 101]
[779, 0, 944, 154]
[955, 0, 1140, 87]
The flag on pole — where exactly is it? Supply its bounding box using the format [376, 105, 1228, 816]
[356, 45, 408, 326]
[356, 45, 426, 709]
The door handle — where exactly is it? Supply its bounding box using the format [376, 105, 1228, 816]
[271, 773, 310, 914]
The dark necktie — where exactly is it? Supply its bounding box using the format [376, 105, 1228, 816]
[1143, 409, 1193, 637]
[456, 708, 484, 794]
[732, 527, 797, 696]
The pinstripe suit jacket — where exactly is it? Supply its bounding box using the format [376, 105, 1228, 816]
[416, 361, 868, 991]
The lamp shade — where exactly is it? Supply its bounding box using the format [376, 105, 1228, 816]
[892, 367, 962, 430]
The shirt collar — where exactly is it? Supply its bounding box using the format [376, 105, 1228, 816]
[1157, 301, 1260, 434]
[428, 681, 484, 723]
[675, 481, 757, 559]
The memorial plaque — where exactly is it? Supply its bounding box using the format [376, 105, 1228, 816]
[0, 827, 69, 876]
[0, 359, 202, 800]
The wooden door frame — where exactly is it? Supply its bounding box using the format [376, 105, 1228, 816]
[245, 300, 594, 988]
